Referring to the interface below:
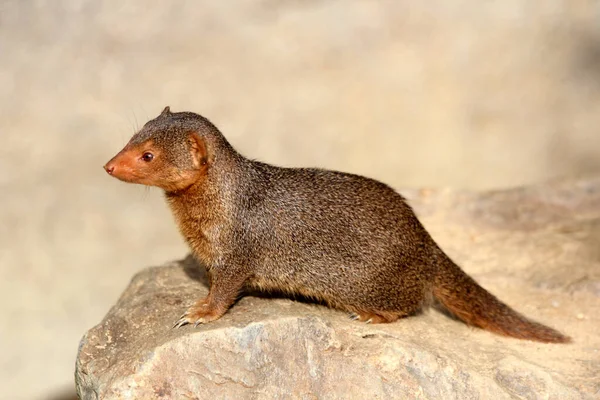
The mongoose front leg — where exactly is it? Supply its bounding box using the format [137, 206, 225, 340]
[173, 271, 247, 328]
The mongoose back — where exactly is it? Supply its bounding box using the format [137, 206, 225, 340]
[104, 107, 570, 343]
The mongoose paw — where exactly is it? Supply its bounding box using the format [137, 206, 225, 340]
[349, 311, 399, 324]
[348, 313, 373, 323]
[172, 300, 223, 328]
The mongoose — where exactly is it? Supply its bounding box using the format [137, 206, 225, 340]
[104, 107, 570, 343]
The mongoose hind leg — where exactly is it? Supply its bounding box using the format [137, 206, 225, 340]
[350, 310, 402, 324]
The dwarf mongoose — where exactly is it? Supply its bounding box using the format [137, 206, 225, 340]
[104, 107, 570, 343]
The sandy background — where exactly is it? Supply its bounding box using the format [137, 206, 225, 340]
[1, 1, 599, 399]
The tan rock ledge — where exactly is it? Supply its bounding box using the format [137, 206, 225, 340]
[76, 177, 600, 399]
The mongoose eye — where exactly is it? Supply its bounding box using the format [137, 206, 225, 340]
[142, 152, 154, 162]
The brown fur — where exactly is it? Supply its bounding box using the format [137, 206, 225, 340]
[104, 107, 570, 343]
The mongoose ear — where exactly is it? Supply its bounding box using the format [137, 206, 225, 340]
[161, 106, 171, 116]
[189, 133, 209, 168]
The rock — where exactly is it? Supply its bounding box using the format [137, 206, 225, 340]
[76, 178, 600, 399]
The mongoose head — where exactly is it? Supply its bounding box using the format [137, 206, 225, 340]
[104, 107, 219, 193]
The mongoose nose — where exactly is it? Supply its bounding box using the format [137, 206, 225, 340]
[104, 164, 115, 175]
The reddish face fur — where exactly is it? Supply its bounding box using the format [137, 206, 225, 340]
[104, 135, 209, 193]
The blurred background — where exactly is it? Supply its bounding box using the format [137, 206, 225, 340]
[1, 1, 599, 399]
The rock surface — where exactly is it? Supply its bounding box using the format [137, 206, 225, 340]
[76, 178, 600, 399]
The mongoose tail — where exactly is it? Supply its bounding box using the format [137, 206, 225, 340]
[433, 253, 571, 343]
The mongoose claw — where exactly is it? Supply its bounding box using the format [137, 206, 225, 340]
[172, 316, 190, 329]
[171, 316, 208, 329]
[349, 313, 360, 321]
[172, 301, 222, 328]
